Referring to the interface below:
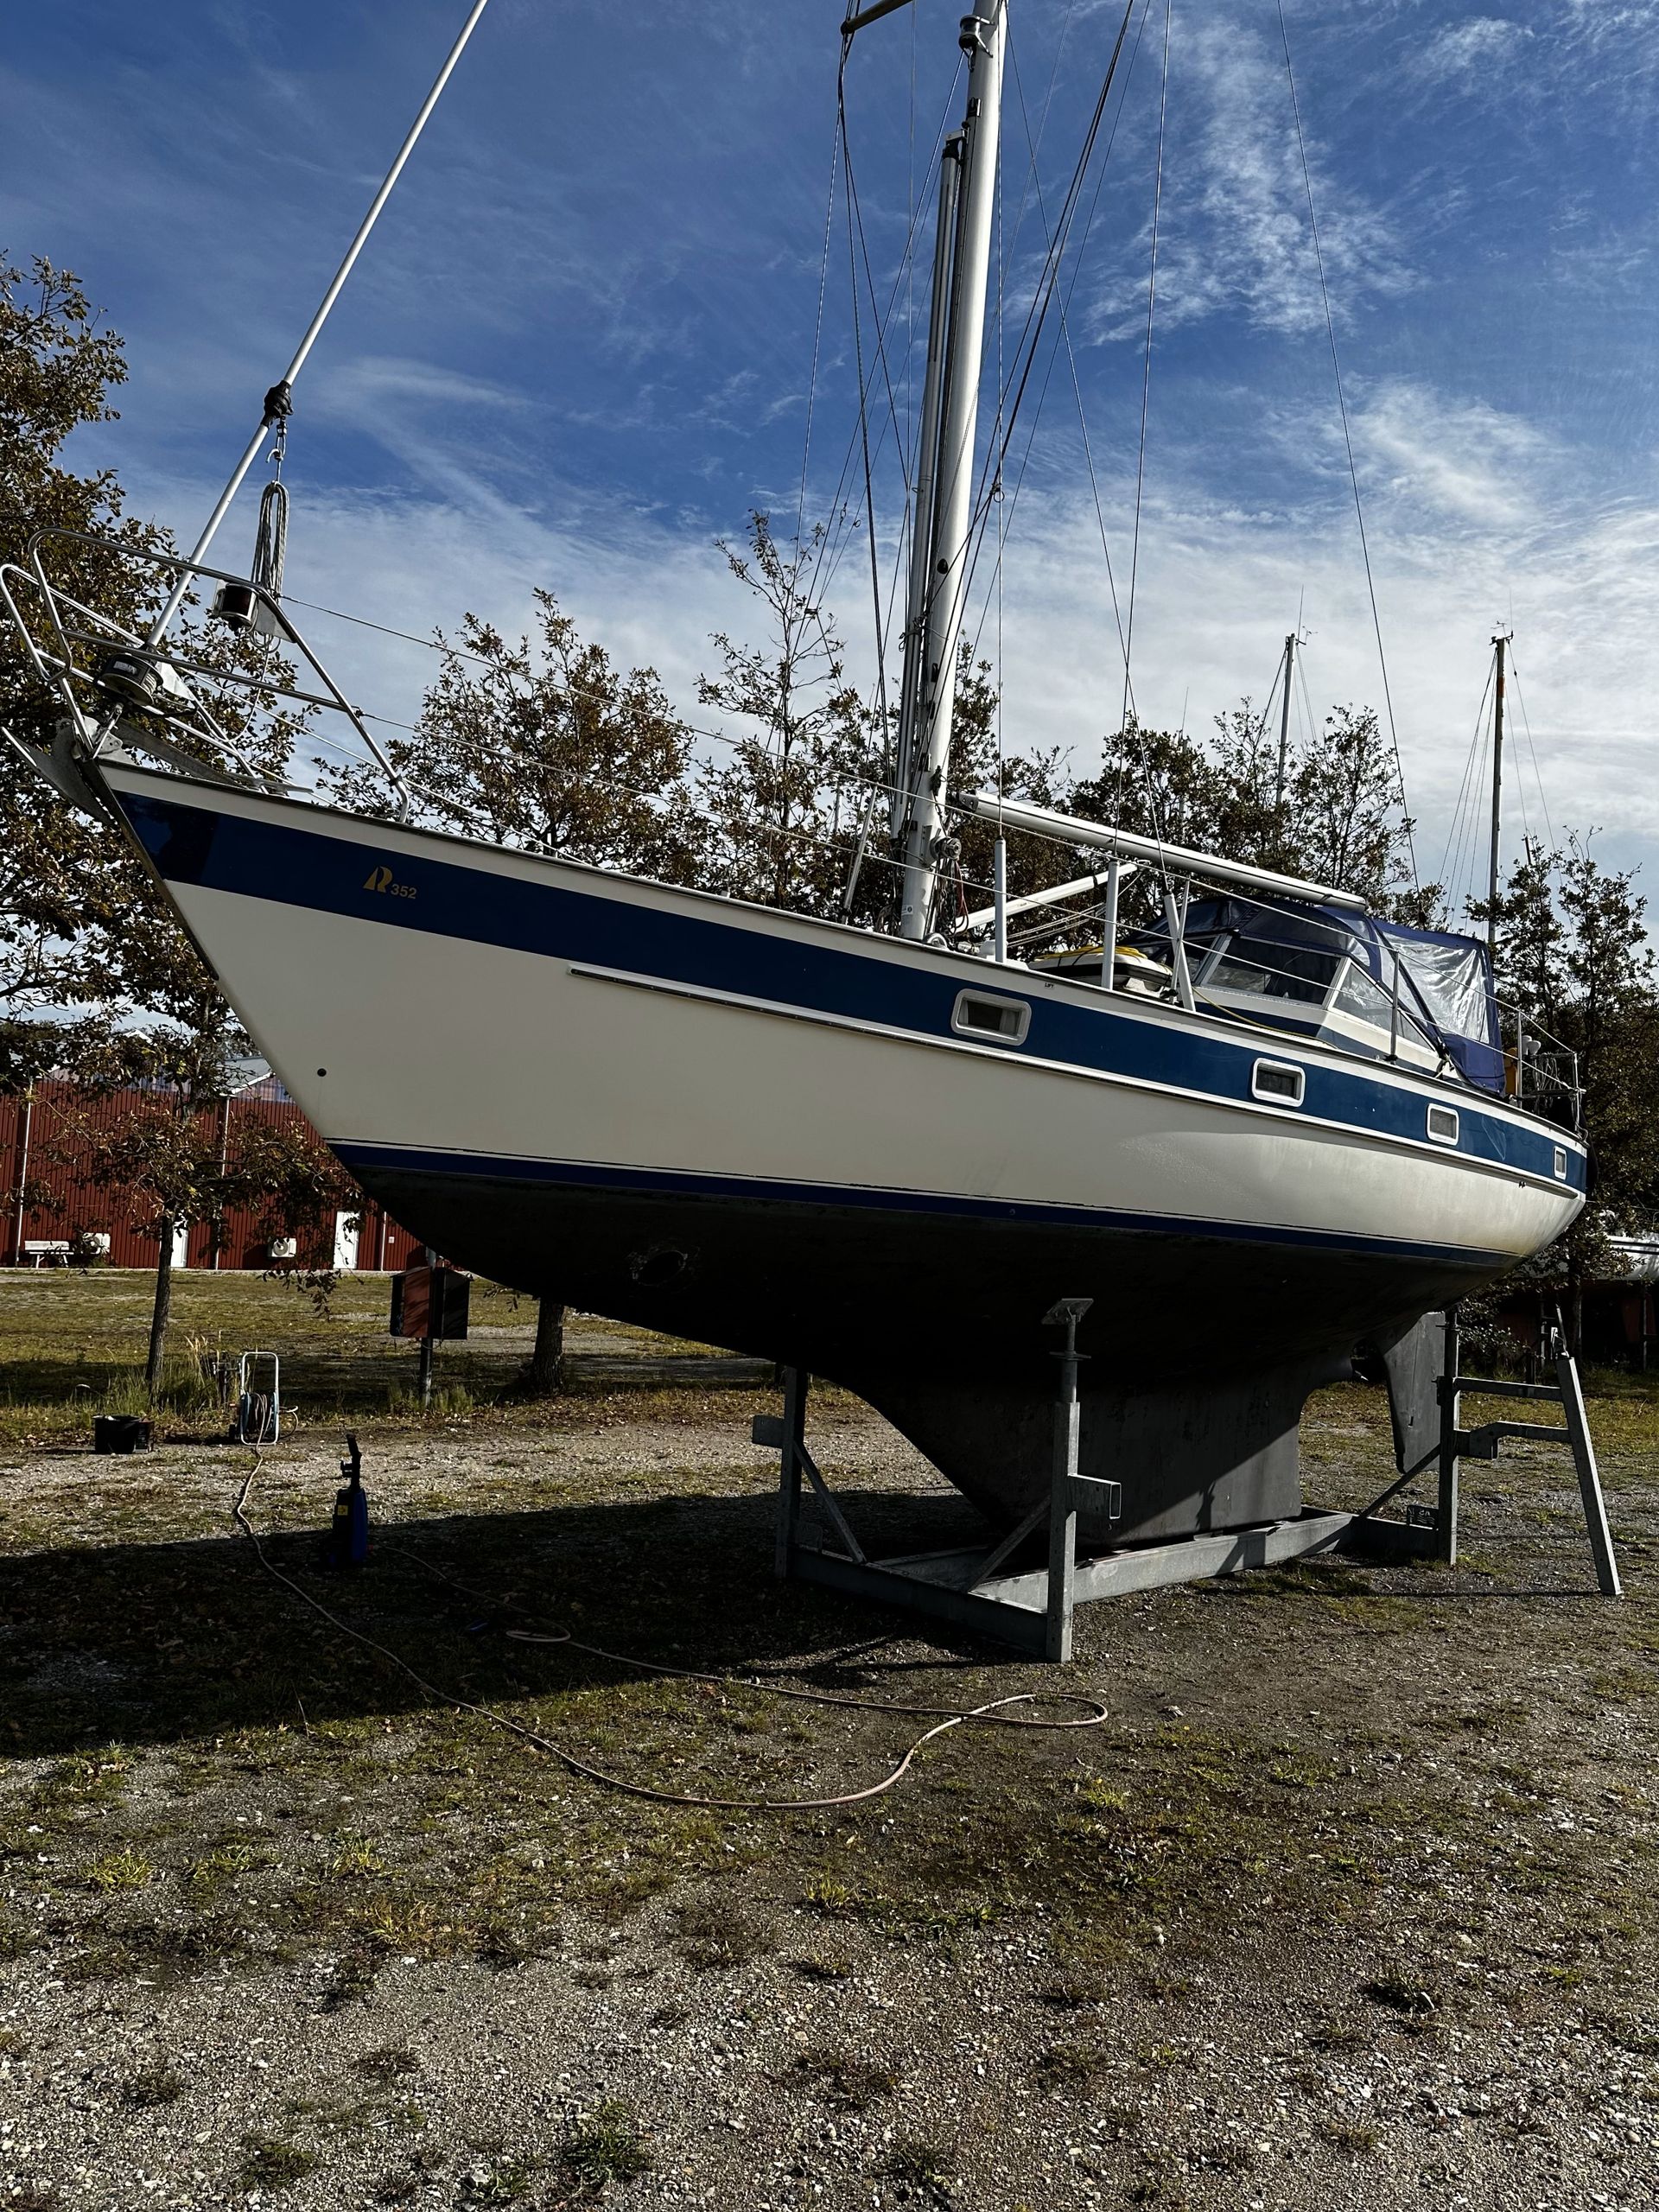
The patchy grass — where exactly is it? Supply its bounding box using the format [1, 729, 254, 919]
[884, 2134, 957, 2192]
[791, 2046, 897, 2109]
[557, 2099, 652, 2190]
[120, 2059, 185, 2107]
[82, 1848, 152, 1891]
[238, 2134, 320, 2187]
[1037, 2040, 1116, 2092]
[353, 2045, 420, 2085]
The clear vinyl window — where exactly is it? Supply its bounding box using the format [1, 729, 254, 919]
[951, 989, 1032, 1047]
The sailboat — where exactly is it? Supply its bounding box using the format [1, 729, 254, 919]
[4, 0, 1585, 1547]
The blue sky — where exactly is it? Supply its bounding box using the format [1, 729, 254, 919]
[8, 0, 1659, 918]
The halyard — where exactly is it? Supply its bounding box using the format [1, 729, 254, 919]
[1, 1270, 1656, 2210]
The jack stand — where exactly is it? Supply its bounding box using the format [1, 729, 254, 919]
[760, 1305, 1437, 1662]
[1437, 1304, 1620, 1598]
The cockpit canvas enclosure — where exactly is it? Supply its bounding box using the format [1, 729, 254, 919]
[1135, 896, 1505, 1096]
[1372, 921, 1503, 1093]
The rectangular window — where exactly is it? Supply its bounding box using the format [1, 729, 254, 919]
[1207, 938, 1340, 1005]
[1553, 1146, 1568, 1181]
[952, 989, 1031, 1046]
[1427, 1103, 1460, 1146]
[1251, 1058, 1306, 1107]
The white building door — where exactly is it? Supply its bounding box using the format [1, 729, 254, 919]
[333, 1211, 362, 1271]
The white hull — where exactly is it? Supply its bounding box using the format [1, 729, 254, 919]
[104, 763, 1585, 1539]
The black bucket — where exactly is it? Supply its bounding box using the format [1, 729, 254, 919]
[93, 1414, 152, 1455]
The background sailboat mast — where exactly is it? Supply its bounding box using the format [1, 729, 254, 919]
[1274, 631, 1296, 807]
[897, 3, 1007, 941]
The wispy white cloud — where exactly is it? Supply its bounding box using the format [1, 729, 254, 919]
[1347, 381, 1550, 531]
[1417, 17, 1534, 86]
[1079, 10, 1413, 343]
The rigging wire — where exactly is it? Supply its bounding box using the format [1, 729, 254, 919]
[1005, 41, 1129, 673]
[838, 41, 899, 911]
[1437, 650, 1494, 914]
[1507, 653, 1559, 856]
[995, 27, 1007, 820]
[1120, 0, 1172, 735]
[298, 711, 976, 894]
[797, 110, 845, 548]
[957, 0, 1155, 723]
[1294, 645, 1318, 772]
[1275, 0, 1418, 889]
[998, 0, 1081, 305]
[802, 63, 965, 618]
[966, 0, 1145, 563]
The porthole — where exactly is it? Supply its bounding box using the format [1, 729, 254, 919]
[1427, 1103, 1460, 1146]
[1553, 1146, 1568, 1181]
[951, 988, 1031, 1046]
[1251, 1058, 1305, 1107]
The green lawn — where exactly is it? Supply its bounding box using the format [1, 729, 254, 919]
[0, 1268, 763, 1444]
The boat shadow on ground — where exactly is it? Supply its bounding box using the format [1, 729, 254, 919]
[6, 1479, 1624, 1764]
[0, 1483, 1070, 1762]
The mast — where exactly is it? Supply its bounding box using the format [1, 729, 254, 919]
[1273, 630, 1296, 809]
[889, 132, 963, 837]
[1487, 626, 1510, 961]
[896, 3, 1007, 942]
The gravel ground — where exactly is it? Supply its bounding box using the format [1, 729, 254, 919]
[2, 1376, 1656, 2211]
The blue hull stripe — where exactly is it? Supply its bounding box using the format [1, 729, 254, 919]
[334, 1139, 1510, 1268]
[114, 783, 1583, 1193]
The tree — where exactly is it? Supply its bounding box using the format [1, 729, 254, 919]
[941, 647, 1071, 933]
[1, 257, 162, 1013]
[60, 1045, 355, 1399]
[1287, 703, 1416, 909]
[696, 513, 876, 916]
[1058, 696, 1423, 924]
[1483, 835, 1659, 1350]
[525, 1295, 565, 1396]
[3, 257, 302, 1001]
[326, 593, 703, 886]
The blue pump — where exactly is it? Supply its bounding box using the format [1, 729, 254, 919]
[329, 1433, 370, 1569]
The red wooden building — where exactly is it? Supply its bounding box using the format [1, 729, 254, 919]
[2, 1078, 423, 1271]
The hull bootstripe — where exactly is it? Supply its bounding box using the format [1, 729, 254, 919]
[331, 1140, 1511, 1265]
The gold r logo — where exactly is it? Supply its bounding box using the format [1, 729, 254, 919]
[364, 865, 394, 893]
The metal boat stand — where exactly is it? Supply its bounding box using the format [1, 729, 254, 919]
[753, 1301, 1439, 1662]
[1431, 1305, 1621, 1597]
